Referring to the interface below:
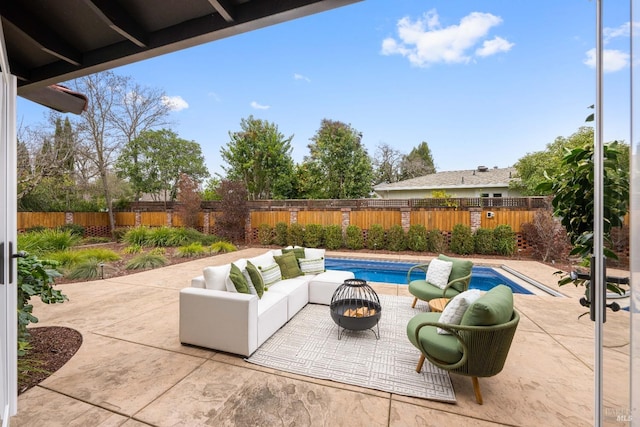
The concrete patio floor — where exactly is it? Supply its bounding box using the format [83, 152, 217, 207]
[10, 248, 631, 426]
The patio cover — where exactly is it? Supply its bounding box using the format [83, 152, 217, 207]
[0, 0, 361, 422]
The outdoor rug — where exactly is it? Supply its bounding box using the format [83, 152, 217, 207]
[246, 294, 456, 403]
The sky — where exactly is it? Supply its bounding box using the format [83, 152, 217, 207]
[16, 0, 634, 179]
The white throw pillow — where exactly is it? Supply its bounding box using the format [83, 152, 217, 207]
[298, 257, 325, 275]
[259, 262, 282, 286]
[426, 259, 453, 289]
[202, 264, 231, 291]
[437, 289, 483, 334]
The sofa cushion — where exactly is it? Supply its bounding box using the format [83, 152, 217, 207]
[304, 248, 325, 260]
[426, 258, 453, 289]
[274, 252, 303, 279]
[227, 263, 250, 294]
[437, 289, 482, 334]
[245, 261, 264, 298]
[248, 252, 276, 269]
[298, 257, 325, 275]
[202, 264, 231, 291]
[461, 284, 513, 326]
[283, 247, 306, 259]
[438, 254, 473, 292]
[259, 262, 282, 286]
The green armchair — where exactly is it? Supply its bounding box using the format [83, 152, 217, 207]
[406, 284, 519, 404]
[407, 254, 473, 308]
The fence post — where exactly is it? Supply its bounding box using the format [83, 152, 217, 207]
[166, 209, 173, 227]
[65, 211, 73, 225]
[469, 208, 482, 232]
[203, 209, 210, 235]
[341, 208, 351, 234]
[134, 210, 141, 227]
[290, 208, 298, 224]
[400, 208, 411, 232]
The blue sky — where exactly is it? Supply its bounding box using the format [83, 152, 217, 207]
[16, 0, 633, 178]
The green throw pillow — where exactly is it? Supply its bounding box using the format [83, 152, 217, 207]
[229, 263, 249, 294]
[460, 284, 513, 326]
[274, 252, 303, 279]
[282, 247, 306, 259]
[245, 261, 264, 298]
[438, 254, 473, 292]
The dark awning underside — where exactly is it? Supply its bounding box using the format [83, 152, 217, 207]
[1, 0, 360, 113]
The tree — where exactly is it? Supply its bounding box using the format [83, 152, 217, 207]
[175, 173, 202, 229]
[538, 140, 629, 262]
[400, 141, 436, 179]
[220, 116, 295, 200]
[372, 143, 403, 185]
[216, 180, 249, 242]
[301, 119, 373, 199]
[510, 127, 594, 196]
[116, 129, 209, 204]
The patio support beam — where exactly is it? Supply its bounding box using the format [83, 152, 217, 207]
[207, 0, 236, 22]
[0, 2, 82, 66]
[83, 0, 148, 48]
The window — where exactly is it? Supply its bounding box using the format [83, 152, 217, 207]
[493, 193, 502, 198]
[480, 193, 489, 198]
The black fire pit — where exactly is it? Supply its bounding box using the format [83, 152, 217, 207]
[330, 278, 382, 339]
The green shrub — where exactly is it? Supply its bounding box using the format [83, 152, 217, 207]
[25, 226, 46, 233]
[386, 224, 406, 251]
[324, 225, 344, 250]
[18, 229, 81, 255]
[257, 224, 273, 245]
[17, 254, 66, 356]
[367, 224, 385, 250]
[123, 244, 143, 254]
[407, 224, 428, 252]
[288, 223, 305, 247]
[122, 226, 151, 246]
[304, 224, 324, 248]
[66, 258, 103, 280]
[166, 227, 204, 246]
[126, 253, 168, 270]
[345, 225, 364, 250]
[494, 224, 517, 256]
[273, 222, 289, 246]
[81, 237, 111, 244]
[176, 242, 205, 258]
[58, 223, 85, 237]
[426, 229, 446, 253]
[449, 224, 474, 255]
[210, 241, 238, 253]
[147, 226, 174, 247]
[474, 228, 495, 254]
[112, 227, 128, 242]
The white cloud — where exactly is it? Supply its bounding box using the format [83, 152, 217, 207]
[207, 92, 221, 102]
[161, 95, 189, 111]
[381, 9, 512, 67]
[294, 73, 311, 82]
[583, 48, 630, 73]
[603, 22, 640, 44]
[250, 101, 270, 110]
[476, 36, 514, 57]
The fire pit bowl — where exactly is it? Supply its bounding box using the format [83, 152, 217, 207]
[330, 278, 382, 339]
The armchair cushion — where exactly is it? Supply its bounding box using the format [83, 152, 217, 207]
[407, 312, 462, 364]
[426, 259, 453, 289]
[461, 284, 513, 326]
[438, 254, 473, 292]
[409, 280, 461, 301]
[437, 289, 482, 334]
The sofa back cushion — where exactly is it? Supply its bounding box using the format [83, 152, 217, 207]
[248, 252, 276, 269]
[202, 264, 231, 291]
[461, 284, 513, 326]
[304, 248, 325, 259]
[438, 254, 473, 292]
[274, 252, 304, 279]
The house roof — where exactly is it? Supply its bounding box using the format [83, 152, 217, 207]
[1, 0, 361, 111]
[374, 166, 518, 192]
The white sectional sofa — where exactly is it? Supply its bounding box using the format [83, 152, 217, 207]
[179, 248, 354, 356]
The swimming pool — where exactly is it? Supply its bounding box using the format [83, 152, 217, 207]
[324, 258, 533, 295]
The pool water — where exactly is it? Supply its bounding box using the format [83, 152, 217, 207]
[324, 258, 533, 295]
